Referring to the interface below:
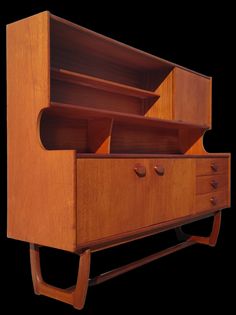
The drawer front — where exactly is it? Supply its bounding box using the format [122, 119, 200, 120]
[196, 190, 229, 212]
[77, 158, 195, 244]
[196, 158, 229, 176]
[196, 174, 228, 195]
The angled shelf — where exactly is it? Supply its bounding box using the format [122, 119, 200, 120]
[49, 102, 208, 130]
[51, 68, 160, 100]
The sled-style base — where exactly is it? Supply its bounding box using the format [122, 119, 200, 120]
[30, 211, 221, 310]
[175, 211, 222, 246]
[30, 245, 91, 310]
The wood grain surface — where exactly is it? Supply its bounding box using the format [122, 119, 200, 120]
[7, 12, 76, 252]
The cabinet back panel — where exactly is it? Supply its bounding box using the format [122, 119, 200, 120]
[111, 122, 180, 154]
[51, 48, 144, 89]
[51, 18, 173, 90]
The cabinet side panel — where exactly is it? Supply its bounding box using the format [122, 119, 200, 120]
[173, 68, 211, 127]
[7, 12, 76, 252]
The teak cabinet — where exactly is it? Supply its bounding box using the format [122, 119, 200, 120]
[7, 12, 231, 310]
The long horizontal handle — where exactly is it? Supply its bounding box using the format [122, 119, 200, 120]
[89, 240, 195, 286]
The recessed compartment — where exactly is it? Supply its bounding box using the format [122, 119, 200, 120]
[39, 106, 205, 154]
[110, 122, 180, 154]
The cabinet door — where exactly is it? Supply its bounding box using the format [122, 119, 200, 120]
[77, 158, 195, 244]
[173, 68, 211, 127]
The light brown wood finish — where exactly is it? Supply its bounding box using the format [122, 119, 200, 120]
[7, 12, 76, 252]
[173, 68, 212, 126]
[76, 153, 231, 159]
[144, 70, 173, 119]
[189, 211, 222, 247]
[77, 158, 195, 244]
[196, 174, 228, 194]
[195, 190, 229, 212]
[30, 244, 91, 309]
[196, 158, 229, 175]
[76, 209, 218, 252]
[88, 118, 113, 153]
[180, 134, 207, 155]
[195, 157, 230, 213]
[178, 129, 205, 154]
[7, 12, 231, 310]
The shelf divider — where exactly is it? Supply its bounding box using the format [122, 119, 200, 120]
[88, 118, 113, 154]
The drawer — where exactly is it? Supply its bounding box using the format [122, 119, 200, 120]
[77, 158, 195, 244]
[196, 190, 229, 212]
[196, 158, 229, 176]
[196, 174, 228, 195]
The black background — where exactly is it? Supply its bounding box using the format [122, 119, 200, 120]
[1, 1, 235, 314]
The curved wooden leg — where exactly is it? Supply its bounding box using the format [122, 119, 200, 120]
[188, 211, 222, 247]
[30, 244, 91, 310]
[73, 250, 91, 310]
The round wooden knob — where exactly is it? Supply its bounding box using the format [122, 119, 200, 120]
[134, 164, 146, 177]
[210, 180, 218, 189]
[211, 163, 218, 172]
[210, 197, 217, 205]
[154, 165, 165, 176]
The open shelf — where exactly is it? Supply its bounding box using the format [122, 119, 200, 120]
[46, 15, 211, 156]
[51, 68, 159, 100]
[49, 102, 208, 131]
[50, 14, 212, 125]
[51, 16, 174, 90]
[40, 102, 208, 155]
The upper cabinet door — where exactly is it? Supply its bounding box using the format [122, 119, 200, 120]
[173, 68, 211, 127]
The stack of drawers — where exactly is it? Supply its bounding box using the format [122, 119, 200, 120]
[196, 158, 230, 212]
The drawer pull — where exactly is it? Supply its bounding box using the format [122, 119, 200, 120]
[154, 165, 165, 176]
[211, 163, 218, 172]
[210, 197, 217, 205]
[134, 164, 146, 177]
[210, 180, 219, 189]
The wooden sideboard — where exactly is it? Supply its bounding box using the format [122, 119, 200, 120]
[7, 11, 231, 310]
